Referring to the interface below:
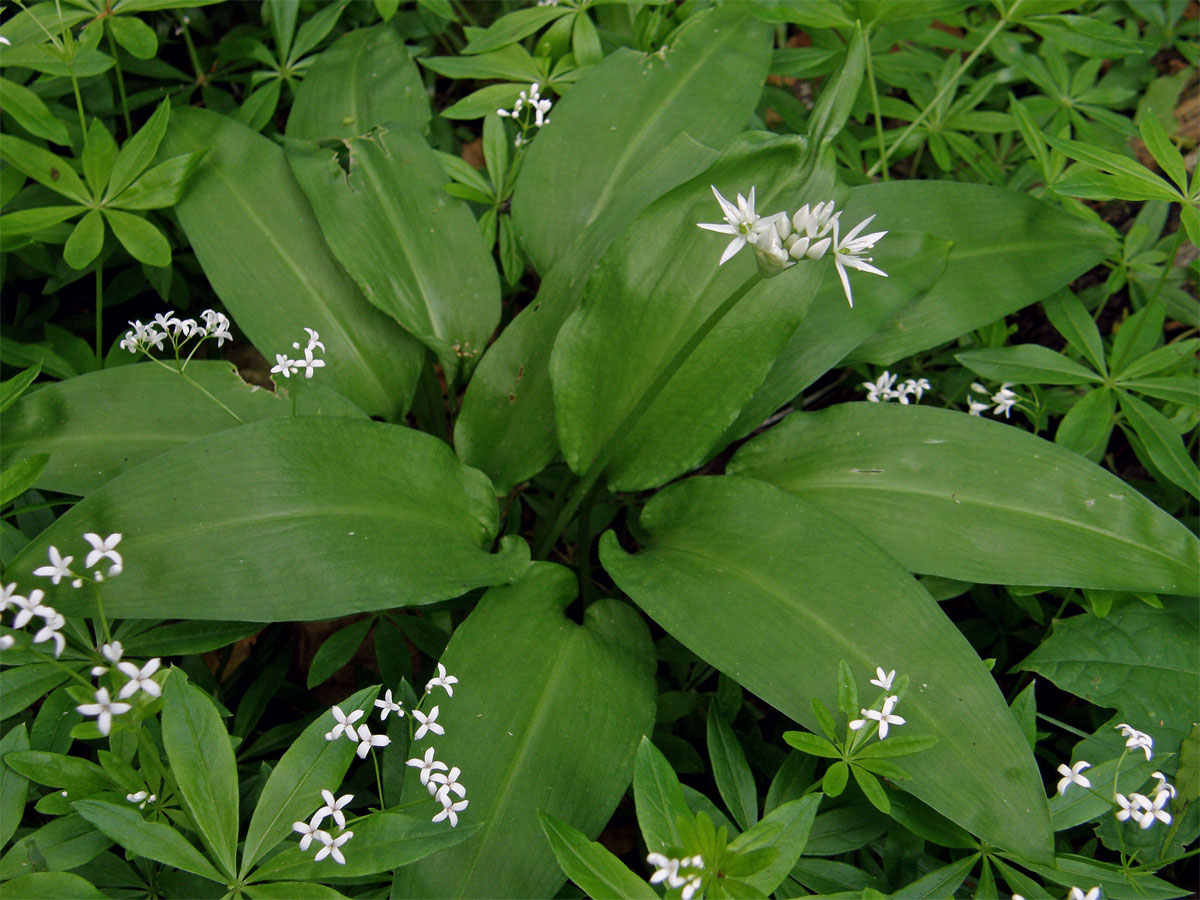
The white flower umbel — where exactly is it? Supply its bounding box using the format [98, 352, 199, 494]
[431, 766, 466, 804]
[83, 533, 123, 575]
[33, 546, 74, 585]
[648, 853, 683, 888]
[77, 687, 132, 736]
[831, 214, 888, 307]
[407, 747, 448, 788]
[374, 689, 404, 720]
[117, 658, 163, 699]
[314, 829, 353, 864]
[497, 82, 552, 145]
[325, 705, 364, 742]
[697, 185, 780, 266]
[121, 308, 233, 365]
[1056, 760, 1092, 795]
[354, 723, 391, 758]
[1115, 723, 1153, 760]
[426, 663, 458, 697]
[432, 797, 469, 828]
[292, 816, 330, 852]
[413, 705, 444, 740]
[849, 694, 906, 739]
[898, 378, 931, 403]
[870, 667, 896, 691]
[862, 371, 899, 403]
[315, 790, 354, 830]
[990, 383, 1019, 418]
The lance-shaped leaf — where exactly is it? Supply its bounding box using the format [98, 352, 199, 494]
[5, 418, 529, 620]
[162, 107, 423, 418]
[843, 181, 1116, 366]
[728, 404, 1199, 593]
[73, 800, 225, 884]
[1020, 598, 1198, 750]
[286, 125, 500, 383]
[956, 345, 1102, 385]
[0, 361, 364, 497]
[600, 476, 1053, 861]
[391, 563, 655, 899]
[286, 22, 430, 140]
[538, 812, 657, 900]
[550, 136, 830, 492]
[511, 4, 772, 274]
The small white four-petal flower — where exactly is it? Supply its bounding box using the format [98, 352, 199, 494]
[431, 797, 468, 827]
[292, 816, 329, 852]
[325, 705, 363, 742]
[375, 689, 405, 720]
[413, 705, 444, 740]
[117, 658, 163, 699]
[314, 829, 353, 864]
[33, 547, 73, 585]
[1056, 760, 1092, 796]
[83, 533, 123, 574]
[77, 687, 132, 735]
[315, 789, 353, 829]
[426, 663, 458, 697]
[849, 694, 906, 739]
[354, 723, 391, 758]
[869, 668, 896, 691]
[407, 746, 448, 786]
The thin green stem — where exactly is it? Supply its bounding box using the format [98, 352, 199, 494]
[54, 0, 88, 139]
[862, 27, 887, 182]
[28, 647, 94, 690]
[103, 24, 133, 135]
[533, 272, 765, 559]
[92, 582, 113, 647]
[177, 14, 207, 90]
[372, 752, 385, 809]
[1148, 222, 1186, 308]
[177, 369, 246, 423]
[866, 2, 1017, 178]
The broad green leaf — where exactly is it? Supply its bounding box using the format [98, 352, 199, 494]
[0, 814, 111, 879]
[1119, 391, 1200, 499]
[418, 43, 544, 83]
[0, 872, 105, 898]
[1049, 752, 1156, 831]
[163, 107, 423, 418]
[1043, 290, 1106, 375]
[105, 98, 171, 202]
[0, 452, 48, 507]
[724, 231, 951, 446]
[1044, 133, 1179, 200]
[1055, 387, 1114, 461]
[727, 795, 822, 894]
[1110, 303, 1166, 377]
[894, 854, 978, 899]
[287, 0, 347, 63]
[803, 802, 888, 857]
[0, 361, 364, 497]
[107, 14, 157, 58]
[538, 812, 658, 900]
[250, 813, 475, 882]
[454, 130, 720, 492]
[600, 476, 1054, 860]
[162, 670, 239, 878]
[241, 685, 378, 874]
[286, 23, 430, 141]
[0, 136, 91, 204]
[956, 345, 1101, 385]
[82, 119, 118, 196]
[729, 404, 1199, 593]
[102, 208, 170, 266]
[63, 209, 105, 269]
[286, 125, 500, 383]
[73, 799, 225, 883]
[633, 736, 692, 855]
[550, 135, 828, 491]
[3, 751, 111, 794]
[1052, 167, 1180, 204]
[511, 4, 772, 274]
[0, 725, 31, 847]
[707, 709, 757, 831]
[1021, 598, 1198, 749]
[461, 6, 572, 54]
[1118, 376, 1198, 406]
[6, 418, 529, 620]
[844, 182, 1115, 365]
[120, 621, 261, 656]
[392, 563, 655, 898]
[306, 617, 374, 688]
[0, 77, 70, 145]
[0, 663, 79, 719]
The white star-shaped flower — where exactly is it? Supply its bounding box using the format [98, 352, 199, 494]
[1133, 791, 1171, 829]
[354, 723, 390, 758]
[314, 830, 353, 864]
[432, 797, 468, 827]
[869, 667, 896, 691]
[315, 789, 354, 829]
[293, 346, 325, 379]
[1068, 887, 1100, 900]
[117, 658, 163, 699]
[967, 396, 991, 416]
[270, 354, 297, 378]
[862, 371, 899, 403]
[1056, 760, 1092, 795]
[1150, 772, 1176, 798]
[407, 746, 448, 786]
[990, 383, 1019, 418]
[413, 705, 444, 740]
[77, 687, 132, 735]
[1115, 792, 1137, 822]
[10, 589, 50, 629]
[325, 705, 363, 741]
[302, 327, 325, 352]
[431, 766, 466, 803]
[1, 583, 20, 612]
[83, 533, 123, 573]
[33, 547, 73, 585]
[697, 185, 779, 265]
[32, 611, 66, 657]
[831, 214, 888, 308]
[900, 378, 931, 403]
[375, 689, 404, 720]
[849, 694, 906, 739]
[292, 815, 329, 852]
[426, 663, 458, 697]
[1114, 723, 1153, 760]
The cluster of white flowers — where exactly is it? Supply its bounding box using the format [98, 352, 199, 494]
[647, 853, 705, 899]
[78, 640, 163, 736]
[1054, 725, 1173, 832]
[293, 789, 355, 864]
[120, 309, 233, 356]
[697, 186, 888, 305]
[405, 663, 468, 826]
[325, 703, 392, 759]
[861, 371, 931, 404]
[849, 666, 906, 739]
[1115, 722, 1153, 760]
[270, 327, 326, 380]
[967, 381, 1019, 418]
[498, 82, 552, 146]
[126, 790, 156, 809]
